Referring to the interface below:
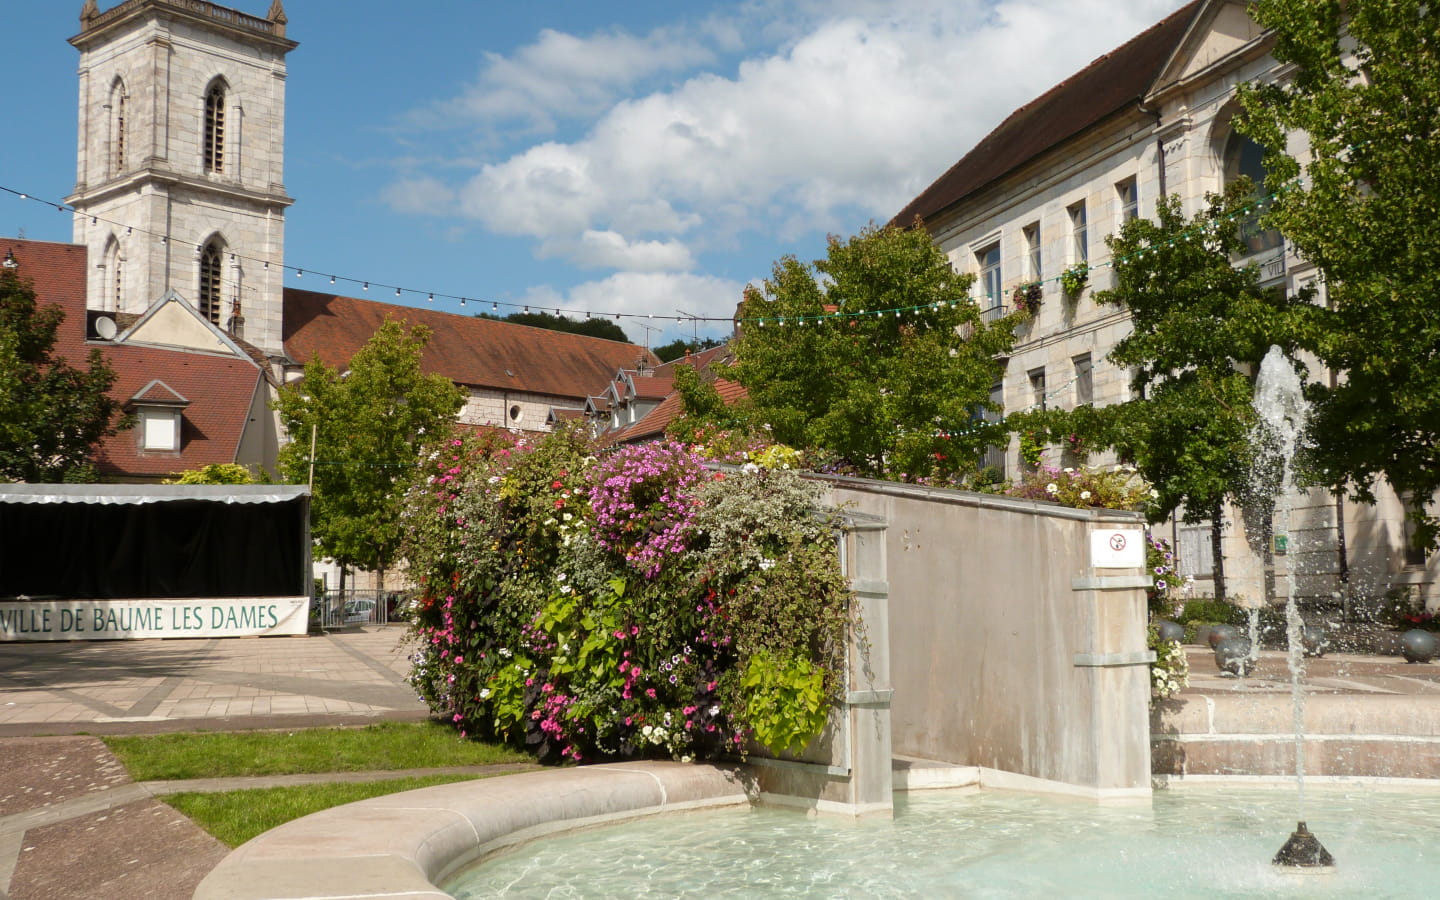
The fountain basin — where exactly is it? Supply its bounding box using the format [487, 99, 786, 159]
[192, 762, 754, 900]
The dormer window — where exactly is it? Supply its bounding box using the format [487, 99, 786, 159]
[204, 81, 226, 174]
[130, 380, 189, 453]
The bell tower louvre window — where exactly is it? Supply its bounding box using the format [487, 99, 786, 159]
[204, 83, 226, 174]
[199, 241, 224, 324]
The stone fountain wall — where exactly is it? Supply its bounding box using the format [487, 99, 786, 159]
[819, 476, 1153, 800]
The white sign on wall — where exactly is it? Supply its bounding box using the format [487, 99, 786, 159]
[0, 597, 309, 641]
[1090, 529, 1145, 569]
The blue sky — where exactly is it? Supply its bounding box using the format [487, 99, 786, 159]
[2, 0, 1187, 347]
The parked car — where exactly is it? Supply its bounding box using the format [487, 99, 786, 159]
[343, 599, 376, 624]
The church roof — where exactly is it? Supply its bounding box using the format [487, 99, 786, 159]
[2, 237, 263, 479]
[891, 1, 1202, 228]
[282, 289, 656, 402]
[94, 344, 264, 477]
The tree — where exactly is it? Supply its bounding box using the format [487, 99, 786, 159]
[274, 319, 465, 588]
[477, 310, 632, 344]
[1237, 0, 1440, 548]
[164, 463, 262, 484]
[728, 223, 1020, 481]
[653, 336, 724, 363]
[0, 269, 127, 482]
[1022, 188, 1320, 596]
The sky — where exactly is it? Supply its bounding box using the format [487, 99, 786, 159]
[1, 0, 1190, 348]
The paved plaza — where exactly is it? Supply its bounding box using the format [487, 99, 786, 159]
[0, 626, 438, 900]
[0, 626, 428, 737]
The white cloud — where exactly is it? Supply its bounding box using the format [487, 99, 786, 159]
[389, 1, 1190, 276]
[428, 27, 712, 135]
[521, 271, 746, 333]
[541, 230, 696, 272]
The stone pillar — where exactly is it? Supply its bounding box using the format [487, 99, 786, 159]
[747, 511, 893, 818]
[1070, 526, 1155, 799]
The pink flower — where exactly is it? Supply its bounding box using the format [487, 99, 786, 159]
[645, 688, 657, 699]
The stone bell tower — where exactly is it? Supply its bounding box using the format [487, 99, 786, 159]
[66, 0, 297, 357]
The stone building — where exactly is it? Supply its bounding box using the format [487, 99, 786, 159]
[894, 0, 1435, 606]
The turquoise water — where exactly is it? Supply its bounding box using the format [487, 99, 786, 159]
[446, 787, 1440, 898]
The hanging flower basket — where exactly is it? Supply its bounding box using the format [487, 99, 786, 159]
[1011, 282, 1043, 316]
[1060, 264, 1090, 299]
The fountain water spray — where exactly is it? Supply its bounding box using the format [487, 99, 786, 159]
[1252, 346, 1334, 871]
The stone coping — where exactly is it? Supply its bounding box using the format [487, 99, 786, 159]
[193, 761, 754, 900]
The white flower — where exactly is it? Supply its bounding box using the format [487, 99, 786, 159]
[562, 512, 573, 522]
[1150, 489, 1160, 499]
[479, 688, 491, 699]
[1080, 490, 1092, 500]
[487, 475, 500, 484]
[741, 462, 761, 475]
[758, 558, 776, 571]
[556, 572, 567, 582]
[498, 647, 512, 658]
[1046, 483, 1059, 494]
[1063, 467, 1075, 474]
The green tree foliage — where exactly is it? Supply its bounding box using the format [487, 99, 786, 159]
[665, 363, 736, 445]
[1021, 189, 1319, 594]
[0, 269, 127, 483]
[728, 224, 1020, 481]
[274, 319, 465, 585]
[1237, 0, 1440, 547]
[478, 310, 632, 344]
[164, 463, 262, 485]
[653, 336, 724, 363]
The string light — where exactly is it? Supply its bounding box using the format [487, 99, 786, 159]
[0, 176, 1306, 328]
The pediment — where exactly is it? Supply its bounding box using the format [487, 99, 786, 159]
[115, 290, 246, 357]
[1147, 0, 1270, 101]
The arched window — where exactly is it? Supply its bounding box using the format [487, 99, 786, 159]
[105, 236, 124, 311]
[199, 240, 224, 324]
[203, 81, 226, 174]
[109, 78, 127, 176]
[1223, 131, 1282, 255]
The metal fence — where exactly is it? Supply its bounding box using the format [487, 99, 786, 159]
[312, 589, 409, 629]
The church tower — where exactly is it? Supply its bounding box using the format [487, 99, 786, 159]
[66, 0, 297, 357]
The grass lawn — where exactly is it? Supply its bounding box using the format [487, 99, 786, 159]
[104, 720, 530, 781]
[165, 775, 482, 847]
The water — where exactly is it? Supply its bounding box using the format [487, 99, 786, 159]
[446, 787, 1440, 898]
[1251, 346, 1313, 821]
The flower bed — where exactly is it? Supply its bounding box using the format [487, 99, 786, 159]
[400, 427, 850, 764]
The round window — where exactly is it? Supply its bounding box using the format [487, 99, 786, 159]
[509, 404, 522, 421]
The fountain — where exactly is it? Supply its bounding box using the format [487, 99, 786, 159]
[1251, 345, 1334, 871]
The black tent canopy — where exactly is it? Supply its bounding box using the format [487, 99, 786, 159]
[0, 484, 311, 601]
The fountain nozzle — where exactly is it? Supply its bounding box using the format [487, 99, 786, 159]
[1273, 821, 1335, 870]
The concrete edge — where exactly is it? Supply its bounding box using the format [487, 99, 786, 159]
[192, 761, 753, 900]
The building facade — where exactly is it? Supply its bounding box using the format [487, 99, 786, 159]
[895, 0, 1435, 606]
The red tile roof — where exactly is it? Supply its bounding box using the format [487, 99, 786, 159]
[94, 344, 264, 477]
[3, 238, 264, 479]
[891, 1, 1201, 227]
[283, 289, 657, 401]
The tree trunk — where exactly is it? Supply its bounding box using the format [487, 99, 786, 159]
[1210, 499, 1228, 600]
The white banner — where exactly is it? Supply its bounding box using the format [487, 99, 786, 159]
[0, 597, 310, 641]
